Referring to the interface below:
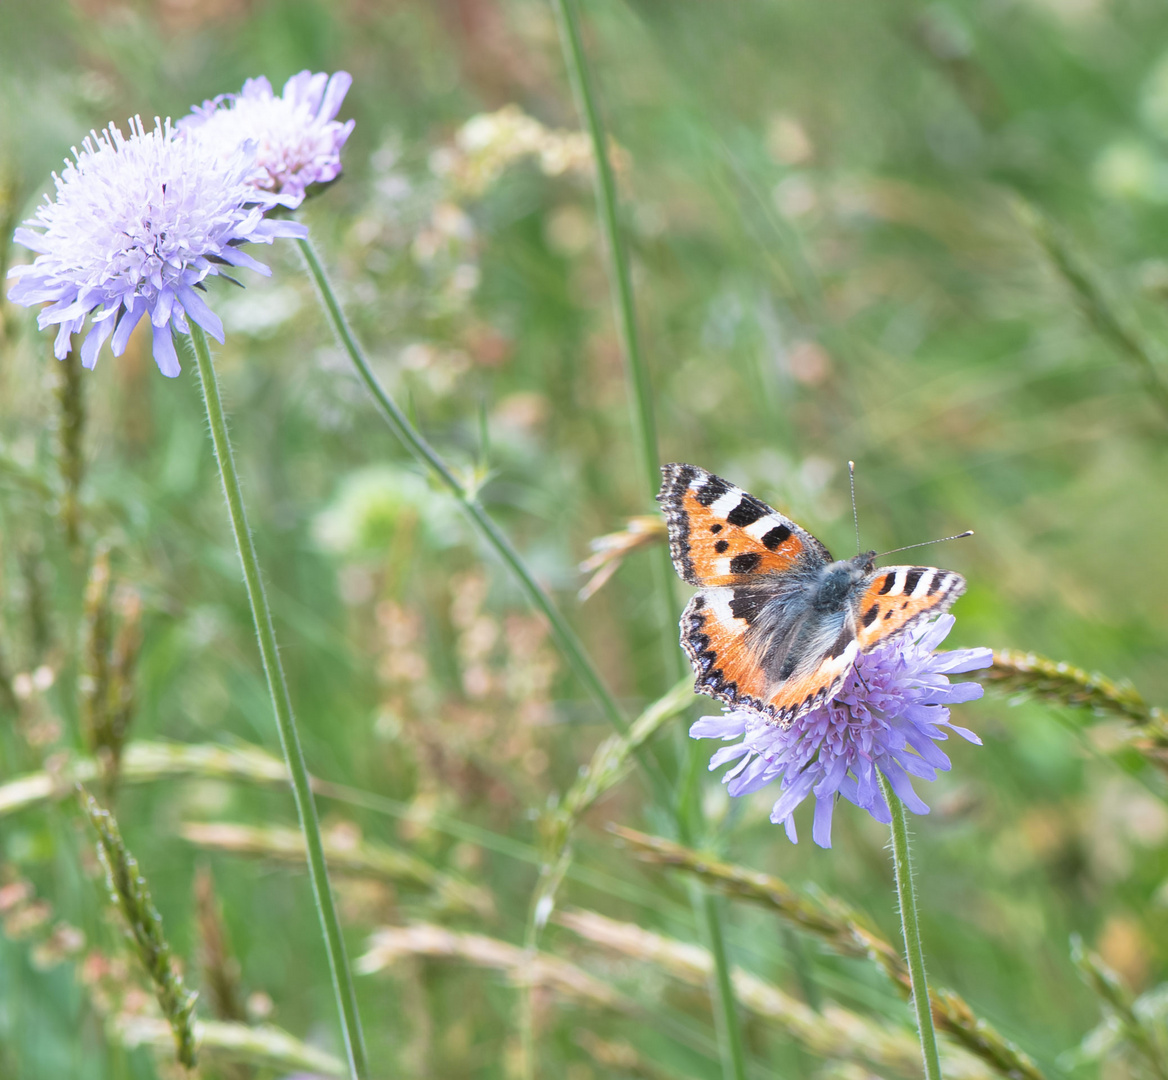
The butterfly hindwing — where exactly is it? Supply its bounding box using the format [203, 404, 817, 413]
[658, 463, 829, 588]
[681, 589, 771, 708]
[683, 587, 860, 725]
[854, 565, 966, 650]
[761, 640, 860, 725]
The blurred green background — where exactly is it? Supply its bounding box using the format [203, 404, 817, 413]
[2, 0, 1168, 1076]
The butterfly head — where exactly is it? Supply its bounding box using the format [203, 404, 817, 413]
[853, 550, 878, 573]
[815, 551, 877, 610]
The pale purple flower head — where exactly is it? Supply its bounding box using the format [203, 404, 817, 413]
[691, 614, 992, 848]
[6, 117, 307, 377]
[179, 71, 355, 208]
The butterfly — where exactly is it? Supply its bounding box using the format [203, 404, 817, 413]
[657, 463, 967, 728]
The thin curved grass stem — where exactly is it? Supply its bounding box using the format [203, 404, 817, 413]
[546, 3, 746, 1078]
[547, 0, 683, 686]
[878, 771, 943, 1080]
[187, 324, 369, 1080]
[296, 237, 673, 806]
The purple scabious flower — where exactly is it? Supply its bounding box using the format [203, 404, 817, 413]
[6, 117, 307, 377]
[179, 71, 355, 209]
[690, 614, 992, 849]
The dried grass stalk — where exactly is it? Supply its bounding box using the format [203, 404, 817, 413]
[979, 649, 1156, 724]
[1071, 935, 1168, 1080]
[533, 677, 693, 928]
[82, 789, 198, 1069]
[116, 1015, 345, 1076]
[556, 908, 994, 1080]
[183, 821, 492, 917]
[609, 825, 1045, 1080]
[358, 923, 625, 1011]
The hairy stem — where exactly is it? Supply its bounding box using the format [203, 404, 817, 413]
[878, 771, 943, 1080]
[548, 0, 682, 684]
[547, 4, 744, 1076]
[187, 324, 368, 1080]
[301, 241, 613, 720]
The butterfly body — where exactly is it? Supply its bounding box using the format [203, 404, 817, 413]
[658, 463, 966, 727]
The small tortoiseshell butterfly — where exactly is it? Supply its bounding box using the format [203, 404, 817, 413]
[657, 463, 967, 728]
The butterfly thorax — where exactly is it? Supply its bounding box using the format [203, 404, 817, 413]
[811, 552, 877, 611]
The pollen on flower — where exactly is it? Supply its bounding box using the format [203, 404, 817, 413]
[690, 614, 992, 848]
[6, 116, 307, 377]
[179, 71, 355, 209]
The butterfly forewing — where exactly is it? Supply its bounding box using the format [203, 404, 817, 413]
[854, 565, 966, 650]
[657, 463, 828, 587]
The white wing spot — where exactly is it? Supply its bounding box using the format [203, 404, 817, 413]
[911, 571, 935, 599]
[709, 489, 745, 518]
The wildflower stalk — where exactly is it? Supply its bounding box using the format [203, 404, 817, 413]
[81, 788, 198, 1069]
[547, 0, 682, 684]
[56, 346, 85, 554]
[187, 323, 368, 1080]
[610, 824, 1047, 1080]
[297, 237, 673, 794]
[878, 771, 943, 1080]
[548, 3, 745, 1075]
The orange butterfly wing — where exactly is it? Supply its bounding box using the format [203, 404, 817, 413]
[661, 464, 849, 724]
[660, 465, 969, 728]
[681, 588, 860, 724]
[854, 565, 966, 651]
[657, 463, 828, 587]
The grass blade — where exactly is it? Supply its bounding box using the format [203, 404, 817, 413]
[609, 824, 1048, 1080]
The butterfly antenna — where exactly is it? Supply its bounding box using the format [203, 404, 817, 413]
[875, 531, 974, 559]
[848, 461, 861, 556]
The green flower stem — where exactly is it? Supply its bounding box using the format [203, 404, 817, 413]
[878, 771, 942, 1080]
[302, 228, 743, 1076]
[548, 0, 684, 687]
[547, 4, 745, 1077]
[296, 237, 672, 798]
[548, 0, 655, 501]
[188, 323, 368, 1080]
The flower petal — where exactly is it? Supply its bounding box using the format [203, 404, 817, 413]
[691, 613, 987, 843]
[931, 647, 993, 674]
[177, 284, 225, 343]
[152, 323, 182, 378]
[111, 299, 147, 356]
[880, 760, 930, 815]
[812, 795, 836, 849]
[80, 308, 117, 369]
[320, 71, 353, 122]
